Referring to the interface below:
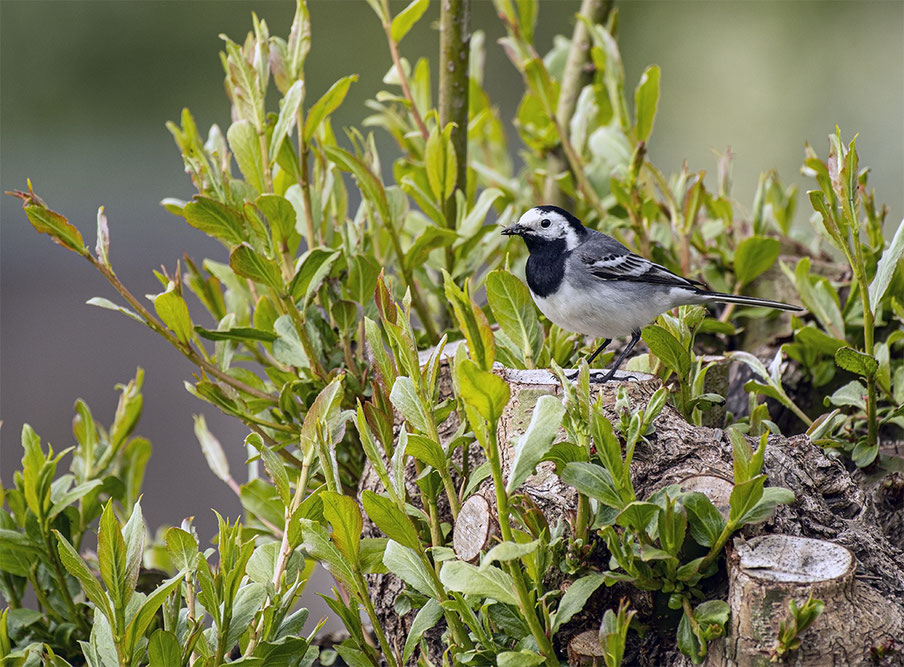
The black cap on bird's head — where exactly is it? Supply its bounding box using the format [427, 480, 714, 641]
[501, 205, 587, 250]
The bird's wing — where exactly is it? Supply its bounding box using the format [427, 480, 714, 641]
[575, 233, 705, 288]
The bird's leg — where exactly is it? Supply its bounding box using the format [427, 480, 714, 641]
[564, 338, 611, 380]
[591, 330, 642, 383]
[586, 338, 612, 365]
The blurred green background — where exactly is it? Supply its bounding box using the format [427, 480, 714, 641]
[1, 0, 901, 624]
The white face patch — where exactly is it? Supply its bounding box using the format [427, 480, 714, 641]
[516, 207, 583, 249]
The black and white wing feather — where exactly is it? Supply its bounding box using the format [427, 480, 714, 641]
[575, 232, 704, 289]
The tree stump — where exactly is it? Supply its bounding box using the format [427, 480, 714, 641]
[359, 358, 904, 666]
[452, 494, 496, 563]
[709, 534, 904, 666]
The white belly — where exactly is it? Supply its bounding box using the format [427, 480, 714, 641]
[531, 280, 694, 339]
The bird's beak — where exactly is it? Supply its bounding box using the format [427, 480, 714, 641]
[501, 223, 526, 236]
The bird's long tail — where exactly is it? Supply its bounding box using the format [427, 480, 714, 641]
[696, 290, 804, 312]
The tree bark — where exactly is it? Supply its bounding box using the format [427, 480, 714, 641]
[360, 359, 904, 665]
[710, 534, 904, 666]
[439, 0, 470, 227]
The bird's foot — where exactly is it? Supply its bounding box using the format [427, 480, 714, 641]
[562, 369, 637, 384]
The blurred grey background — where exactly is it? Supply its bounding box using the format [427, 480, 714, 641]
[1, 0, 902, 626]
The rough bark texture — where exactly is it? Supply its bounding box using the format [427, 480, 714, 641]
[709, 534, 904, 667]
[360, 360, 904, 666]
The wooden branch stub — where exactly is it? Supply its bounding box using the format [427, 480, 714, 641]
[679, 474, 733, 518]
[453, 494, 496, 563]
[567, 629, 605, 665]
[710, 534, 904, 666]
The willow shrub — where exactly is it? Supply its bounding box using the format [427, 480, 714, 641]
[4, 1, 903, 665]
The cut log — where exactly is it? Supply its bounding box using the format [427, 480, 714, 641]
[452, 494, 496, 563]
[359, 358, 904, 666]
[709, 534, 904, 666]
[567, 629, 605, 665]
[678, 474, 733, 518]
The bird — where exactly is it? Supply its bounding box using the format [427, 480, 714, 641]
[501, 205, 804, 382]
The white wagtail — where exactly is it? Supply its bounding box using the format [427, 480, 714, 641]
[502, 205, 804, 382]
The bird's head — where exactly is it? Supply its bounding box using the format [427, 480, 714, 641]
[501, 205, 587, 251]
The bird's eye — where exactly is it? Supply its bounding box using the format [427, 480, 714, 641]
[540, 218, 551, 228]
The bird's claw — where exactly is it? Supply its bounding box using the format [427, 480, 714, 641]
[562, 369, 637, 384]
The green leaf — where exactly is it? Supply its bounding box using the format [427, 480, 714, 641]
[256, 194, 296, 247]
[405, 434, 446, 471]
[125, 572, 185, 648]
[164, 526, 199, 571]
[852, 440, 879, 467]
[148, 630, 181, 667]
[390, 376, 430, 433]
[738, 486, 795, 524]
[299, 519, 355, 588]
[122, 501, 145, 599]
[616, 502, 659, 533]
[682, 492, 726, 548]
[642, 325, 690, 378]
[728, 475, 765, 526]
[383, 540, 438, 598]
[507, 395, 565, 493]
[334, 646, 372, 667]
[347, 255, 381, 306]
[834, 346, 878, 378]
[226, 582, 268, 648]
[303, 75, 358, 142]
[324, 146, 390, 223]
[193, 415, 231, 483]
[497, 651, 546, 667]
[561, 462, 623, 509]
[24, 203, 87, 256]
[826, 380, 866, 410]
[444, 273, 496, 370]
[154, 282, 193, 344]
[455, 359, 510, 424]
[272, 314, 309, 369]
[230, 243, 284, 292]
[551, 572, 608, 633]
[734, 236, 781, 287]
[439, 560, 519, 607]
[425, 124, 457, 202]
[48, 479, 102, 520]
[289, 248, 340, 306]
[269, 80, 305, 163]
[391, 0, 429, 43]
[194, 326, 277, 343]
[633, 64, 660, 142]
[227, 119, 265, 192]
[486, 270, 544, 369]
[793, 325, 844, 355]
[695, 599, 730, 630]
[403, 227, 458, 275]
[98, 501, 129, 612]
[480, 540, 539, 571]
[590, 411, 625, 488]
[86, 297, 144, 323]
[402, 598, 443, 664]
[53, 530, 111, 619]
[362, 490, 421, 550]
[677, 609, 704, 663]
[321, 490, 362, 568]
[258, 444, 291, 507]
[183, 197, 245, 246]
[869, 215, 904, 311]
